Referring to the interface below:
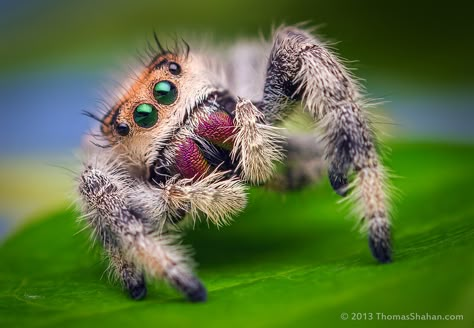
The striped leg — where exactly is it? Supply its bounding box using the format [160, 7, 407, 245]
[78, 164, 207, 302]
[260, 26, 392, 263]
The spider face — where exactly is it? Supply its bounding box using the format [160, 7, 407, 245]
[101, 54, 186, 138]
[100, 52, 237, 180]
[97, 54, 204, 173]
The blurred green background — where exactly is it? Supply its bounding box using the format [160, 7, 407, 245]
[0, 0, 473, 327]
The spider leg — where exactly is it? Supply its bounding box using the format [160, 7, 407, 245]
[78, 161, 207, 302]
[131, 170, 248, 228]
[108, 246, 147, 300]
[84, 203, 147, 300]
[230, 98, 285, 185]
[259, 26, 392, 263]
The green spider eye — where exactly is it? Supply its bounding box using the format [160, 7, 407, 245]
[153, 80, 178, 105]
[133, 103, 158, 128]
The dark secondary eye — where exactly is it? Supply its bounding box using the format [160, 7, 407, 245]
[168, 62, 181, 75]
[153, 80, 178, 105]
[133, 103, 158, 128]
[116, 122, 130, 136]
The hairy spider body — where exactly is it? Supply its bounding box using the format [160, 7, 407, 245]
[77, 26, 392, 302]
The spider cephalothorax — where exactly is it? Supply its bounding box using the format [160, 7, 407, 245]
[78, 26, 392, 302]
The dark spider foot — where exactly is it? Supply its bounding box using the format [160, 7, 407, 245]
[328, 169, 349, 197]
[127, 282, 147, 300]
[186, 279, 207, 303]
[172, 275, 208, 303]
[369, 236, 392, 263]
[368, 221, 392, 263]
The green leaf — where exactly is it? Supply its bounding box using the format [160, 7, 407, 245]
[1, 143, 473, 327]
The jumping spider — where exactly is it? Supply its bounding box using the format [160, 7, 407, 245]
[77, 26, 392, 302]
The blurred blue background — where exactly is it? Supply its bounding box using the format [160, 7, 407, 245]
[0, 0, 473, 235]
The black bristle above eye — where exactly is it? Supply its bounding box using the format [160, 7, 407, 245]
[153, 30, 167, 54]
[82, 110, 106, 125]
[147, 32, 191, 67]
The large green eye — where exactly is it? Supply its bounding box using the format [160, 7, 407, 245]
[133, 103, 158, 128]
[153, 80, 177, 105]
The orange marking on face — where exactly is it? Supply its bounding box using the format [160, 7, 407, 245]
[100, 53, 183, 141]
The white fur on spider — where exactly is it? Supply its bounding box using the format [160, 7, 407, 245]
[76, 24, 395, 302]
[129, 170, 248, 228]
[231, 98, 286, 184]
[77, 159, 200, 297]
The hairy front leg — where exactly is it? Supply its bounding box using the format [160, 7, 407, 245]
[78, 163, 207, 302]
[132, 170, 248, 228]
[261, 26, 392, 263]
[230, 98, 285, 185]
[82, 203, 147, 300]
[108, 247, 147, 300]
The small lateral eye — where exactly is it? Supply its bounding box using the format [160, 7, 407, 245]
[116, 122, 130, 136]
[153, 80, 178, 105]
[168, 62, 181, 75]
[133, 103, 158, 128]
